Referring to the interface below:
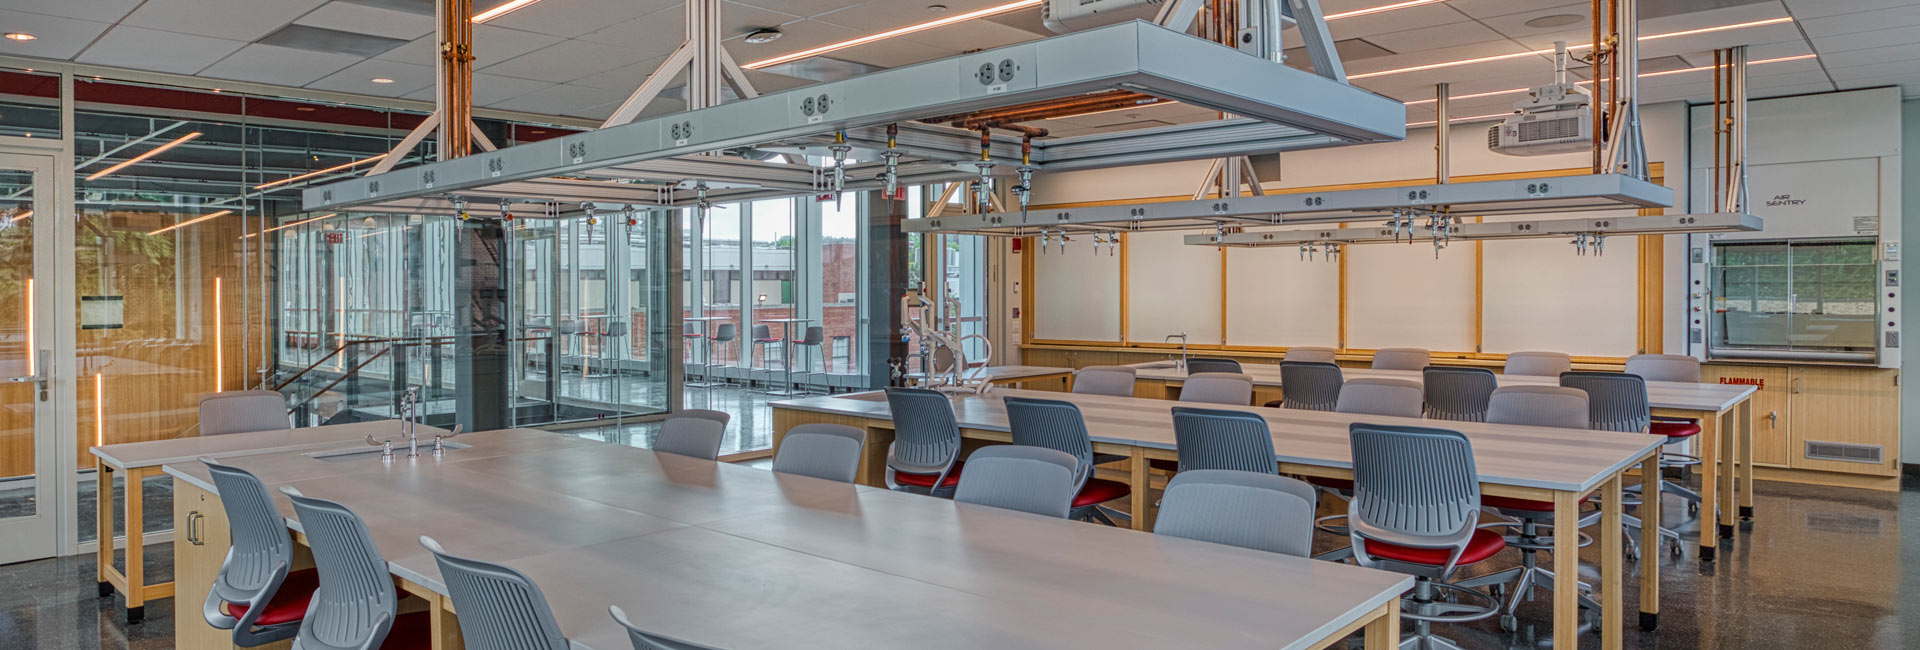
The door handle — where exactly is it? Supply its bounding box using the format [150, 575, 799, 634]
[186, 511, 204, 545]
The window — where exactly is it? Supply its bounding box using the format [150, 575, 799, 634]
[1710, 239, 1878, 357]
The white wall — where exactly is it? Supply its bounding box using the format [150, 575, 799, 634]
[1901, 97, 1918, 463]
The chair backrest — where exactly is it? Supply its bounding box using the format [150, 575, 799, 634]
[1282, 346, 1337, 363]
[200, 390, 291, 436]
[1003, 397, 1096, 488]
[1177, 373, 1254, 406]
[1334, 378, 1423, 418]
[953, 445, 1078, 518]
[202, 460, 298, 643]
[883, 388, 962, 475]
[797, 326, 824, 345]
[1185, 357, 1243, 375]
[286, 489, 401, 650]
[1503, 351, 1571, 377]
[710, 323, 736, 343]
[772, 424, 867, 483]
[1559, 371, 1650, 433]
[1370, 348, 1431, 371]
[1278, 361, 1343, 411]
[1347, 423, 1483, 570]
[1625, 353, 1701, 383]
[1071, 365, 1137, 397]
[610, 606, 722, 650]
[1421, 366, 1498, 422]
[421, 537, 571, 650]
[1154, 469, 1318, 557]
[682, 322, 701, 336]
[1486, 385, 1590, 429]
[1170, 406, 1278, 474]
[751, 324, 772, 340]
[654, 413, 728, 460]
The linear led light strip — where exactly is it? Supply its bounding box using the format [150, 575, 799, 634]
[1351, 17, 1795, 80]
[148, 209, 233, 236]
[84, 131, 202, 181]
[243, 213, 338, 239]
[1402, 54, 1816, 126]
[474, 0, 539, 23]
[255, 154, 387, 190]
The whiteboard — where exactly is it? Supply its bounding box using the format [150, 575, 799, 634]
[1344, 241, 1476, 351]
[1033, 236, 1121, 341]
[1480, 235, 1640, 356]
[1225, 247, 1340, 347]
[1126, 231, 1223, 344]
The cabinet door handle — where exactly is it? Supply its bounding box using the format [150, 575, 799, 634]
[1767, 410, 1778, 427]
[1791, 378, 1802, 394]
[187, 511, 203, 545]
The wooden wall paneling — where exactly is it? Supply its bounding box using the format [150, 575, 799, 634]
[1786, 366, 1899, 476]
[1700, 364, 1790, 466]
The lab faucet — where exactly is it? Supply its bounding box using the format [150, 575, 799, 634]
[367, 386, 460, 459]
[1165, 332, 1189, 370]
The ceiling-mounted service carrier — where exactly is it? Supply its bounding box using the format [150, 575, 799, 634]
[1043, 0, 1167, 33]
[1490, 42, 1593, 157]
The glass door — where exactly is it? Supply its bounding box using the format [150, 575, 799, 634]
[0, 150, 58, 564]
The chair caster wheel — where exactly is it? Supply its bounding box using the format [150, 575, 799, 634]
[1500, 614, 1518, 633]
[1670, 542, 1684, 557]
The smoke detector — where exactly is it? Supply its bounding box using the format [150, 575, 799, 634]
[744, 28, 782, 44]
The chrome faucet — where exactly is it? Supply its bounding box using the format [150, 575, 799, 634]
[399, 386, 421, 457]
[1165, 332, 1189, 370]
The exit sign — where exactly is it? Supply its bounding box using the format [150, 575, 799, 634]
[324, 231, 346, 244]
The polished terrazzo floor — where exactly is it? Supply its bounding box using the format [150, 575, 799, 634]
[6, 454, 1915, 649]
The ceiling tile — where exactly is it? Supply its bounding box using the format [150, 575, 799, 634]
[1821, 58, 1920, 79]
[1344, 39, 1534, 77]
[486, 83, 625, 115]
[403, 73, 559, 105]
[818, 36, 957, 69]
[1749, 81, 1844, 99]
[305, 58, 436, 96]
[199, 43, 363, 86]
[1829, 72, 1920, 96]
[566, 57, 676, 92]
[814, 0, 1034, 33]
[1808, 25, 1920, 53]
[1366, 20, 1506, 53]
[376, 25, 565, 68]
[295, 1, 435, 40]
[1781, 0, 1914, 20]
[0, 10, 112, 60]
[484, 0, 682, 38]
[121, 0, 330, 41]
[1475, 3, 1591, 41]
[575, 7, 687, 48]
[1323, 3, 1470, 40]
[1444, 0, 1580, 20]
[727, 0, 863, 20]
[479, 38, 662, 82]
[5, 0, 145, 23]
[740, 70, 820, 94]
[1800, 4, 1920, 37]
[75, 25, 247, 74]
[864, 18, 1040, 53]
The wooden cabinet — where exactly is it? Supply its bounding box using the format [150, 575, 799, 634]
[1786, 366, 1899, 477]
[174, 477, 233, 650]
[1700, 365, 1791, 466]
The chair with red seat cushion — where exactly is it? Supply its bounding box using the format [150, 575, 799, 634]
[1155, 470, 1318, 557]
[883, 388, 965, 497]
[1004, 397, 1133, 525]
[285, 486, 431, 650]
[422, 536, 573, 650]
[201, 460, 314, 647]
[1347, 423, 1508, 649]
[1561, 371, 1688, 555]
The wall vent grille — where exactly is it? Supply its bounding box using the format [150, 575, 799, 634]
[1804, 441, 1882, 464]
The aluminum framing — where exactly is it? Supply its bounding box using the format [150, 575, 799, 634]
[1183, 212, 1762, 247]
[304, 20, 1405, 213]
[902, 173, 1677, 236]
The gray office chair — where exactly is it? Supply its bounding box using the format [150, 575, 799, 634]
[202, 460, 315, 647]
[883, 388, 964, 495]
[1560, 372, 1685, 556]
[1185, 357, 1242, 375]
[1154, 469, 1317, 557]
[1465, 385, 1603, 632]
[1624, 354, 1709, 509]
[1334, 378, 1424, 418]
[1624, 354, 1702, 383]
[1003, 397, 1131, 525]
[1177, 373, 1253, 406]
[420, 536, 570, 650]
[201, 390, 292, 436]
[1503, 351, 1572, 377]
[283, 487, 429, 650]
[1169, 406, 1277, 474]
[653, 410, 730, 460]
[953, 445, 1078, 518]
[1071, 365, 1137, 397]
[1346, 424, 1506, 650]
[1422, 367, 1498, 422]
[1275, 361, 1342, 411]
[1282, 346, 1337, 363]
[772, 423, 867, 484]
[1370, 348, 1431, 371]
[610, 605, 721, 650]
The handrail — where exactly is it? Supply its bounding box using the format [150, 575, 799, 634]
[288, 347, 392, 413]
[271, 335, 434, 391]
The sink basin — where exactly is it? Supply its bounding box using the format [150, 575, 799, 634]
[305, 441, 471, 462]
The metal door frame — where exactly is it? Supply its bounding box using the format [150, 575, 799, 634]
[0, 135, 79, 563]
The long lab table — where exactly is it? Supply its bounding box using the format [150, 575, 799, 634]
[89, 420, 444, 622]
[164, 427, 1414, 650]
[770, 388, 1668, 649]
[1129, 361, 1759, 559]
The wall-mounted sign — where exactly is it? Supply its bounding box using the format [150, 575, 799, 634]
[1719, 376, 1764, 389]
[324, 231, 346, 244]
[80, 295, 124, 330]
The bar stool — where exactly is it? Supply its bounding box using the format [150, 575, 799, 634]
[692, 323, 736, 387]
[784, 326, 825, 395]
[1346, 423, 1507, 650]
[749, 324, 781, 387]
[682, 322, 705, 381]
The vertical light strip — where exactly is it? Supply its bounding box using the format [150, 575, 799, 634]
[336, 274, 346, 370]
[94, 373, 105, 447]
[214, 276, 224, 393]
[23, 278, 33, 377]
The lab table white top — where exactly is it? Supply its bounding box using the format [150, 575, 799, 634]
[91, 420, 447, 470]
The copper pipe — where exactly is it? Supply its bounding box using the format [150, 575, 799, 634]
[952, 97, 1167, 128]
[969, 123, 1050, 137]
[1712, 49, 1722, 213]
[918, 90, 1151, 126]
[1591, 0, 1604, 173]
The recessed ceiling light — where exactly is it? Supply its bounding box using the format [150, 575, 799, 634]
[744, 28, 782, 44]
[371, 77, 395, 84]
[4, 33, 36, 41]
[927, 4, 948, 12]
[1524, 14, 1584, 29]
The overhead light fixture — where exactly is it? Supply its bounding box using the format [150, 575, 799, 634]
[296, 106, 317, 112]
[255, 154, 388, 190]
[1401, 54, 1818, 107]
[148, 209, 233, 236]
[1325, 0, 1441, 21]
[473, 0, 541, 23]
[1351, 17, 1794, 80]
[370, 77, 395, 84]
[744, 28, 782, 44]
[4, 33, 36, 41]
[85, 131, 203, 181]
[8, 210, 31, 223]
[243, 213, 337, 239]
[744, 0, 1041, 70]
